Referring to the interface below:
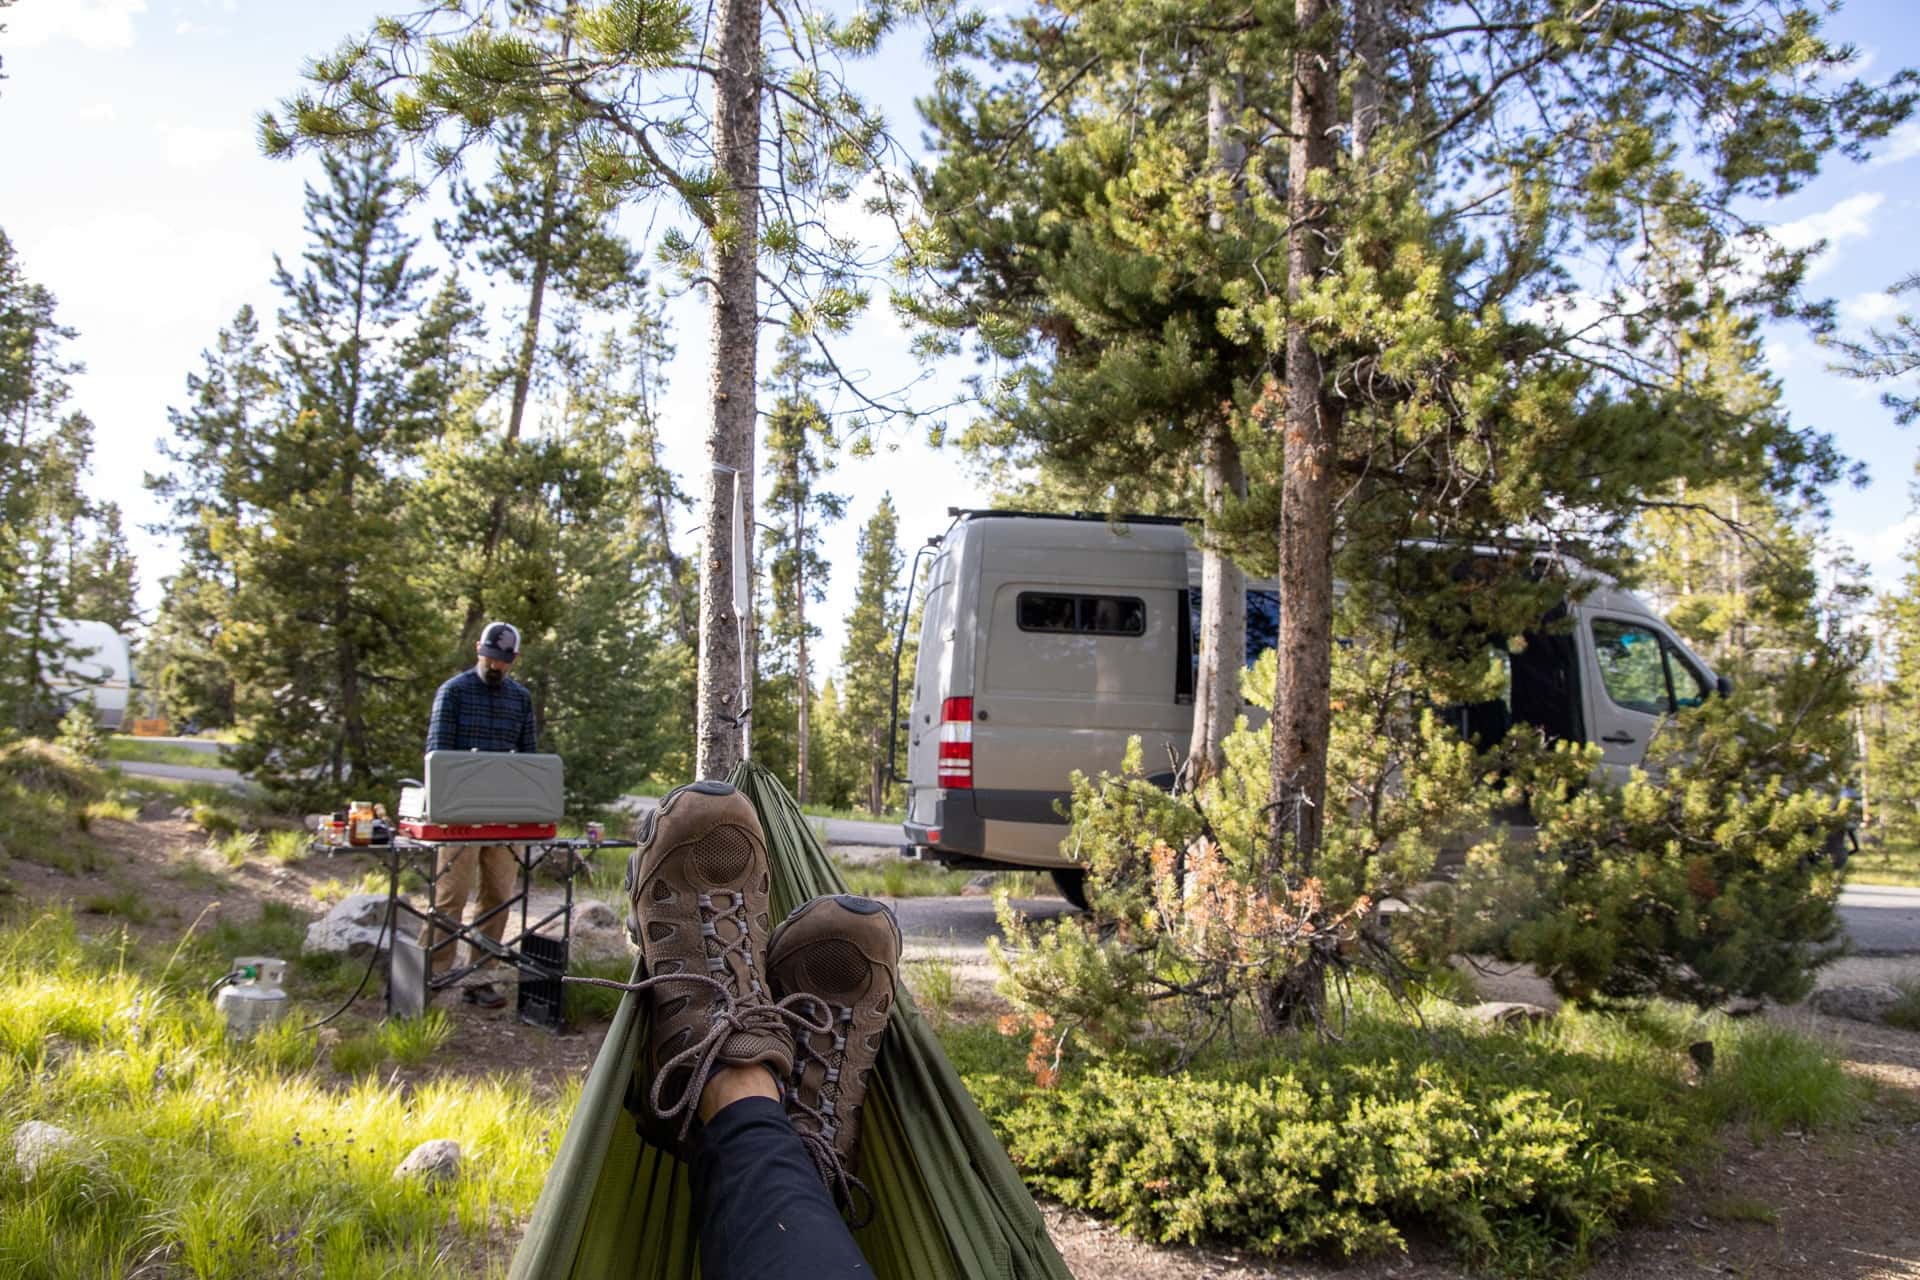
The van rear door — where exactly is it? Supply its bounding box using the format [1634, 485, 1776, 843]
[905, 549, 957, 829]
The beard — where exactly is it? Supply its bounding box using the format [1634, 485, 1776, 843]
[480, 665, 505, 687]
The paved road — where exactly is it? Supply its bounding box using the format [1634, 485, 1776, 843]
[621, 794, 901, 849]
[1839, 884, 1920, 955]
[116, 759, 247, 787]
[124, 736, 225, 754]
[101, 759, 1920, 955]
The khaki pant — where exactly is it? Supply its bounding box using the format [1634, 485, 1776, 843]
[419, 844, 518, 981]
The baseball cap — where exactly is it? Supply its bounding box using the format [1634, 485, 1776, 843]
[478, 621, 521, 663]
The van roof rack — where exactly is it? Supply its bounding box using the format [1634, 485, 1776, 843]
[946, 507, 1197, 527]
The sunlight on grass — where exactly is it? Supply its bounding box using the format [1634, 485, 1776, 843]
[0, 910, 569, 1277]
[1849, 838, 1920, 887]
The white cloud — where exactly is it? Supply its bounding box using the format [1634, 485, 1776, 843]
[158, 124, 250, 174]
[3, 0, 148, 50]
[1773, 191, 1884, 252]
[1769, 191, 1884, 280]
[79, 102, 117, 122]
[1840, 290, 1905, 327]
[1871, 121, 1920, 168]
[1835, 512, 1920, 592]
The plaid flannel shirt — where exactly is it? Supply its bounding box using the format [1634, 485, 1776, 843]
[426, 669, 538, 755]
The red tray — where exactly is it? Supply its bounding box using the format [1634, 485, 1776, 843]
[397, 820, 558, 842]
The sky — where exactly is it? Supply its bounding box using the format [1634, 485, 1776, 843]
[3, 0, 1920, 676]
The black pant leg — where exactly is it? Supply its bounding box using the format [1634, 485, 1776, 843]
[690, 1095, 870, 1280]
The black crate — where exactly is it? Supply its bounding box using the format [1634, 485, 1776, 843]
[516, 932, 568, 1030]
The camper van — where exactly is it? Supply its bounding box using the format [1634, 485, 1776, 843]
[45, 620, 132, 730]
[899, 510, 1733, 906]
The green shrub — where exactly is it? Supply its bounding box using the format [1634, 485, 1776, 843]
[189, 802, 243, 838]
[566, 955, 637, 1025]
[945, 992, 1855, 1274]
[54, 706, 103, 761]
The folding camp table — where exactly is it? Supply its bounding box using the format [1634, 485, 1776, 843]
[383, 832, 635, 1030]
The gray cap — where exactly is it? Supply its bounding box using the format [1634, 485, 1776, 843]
[478, 621, 521, 663]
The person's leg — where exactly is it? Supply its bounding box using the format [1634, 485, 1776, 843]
[420, 845, 476, 982]
[689, 1066, 869, 1280]
[472, 843, 517, 964]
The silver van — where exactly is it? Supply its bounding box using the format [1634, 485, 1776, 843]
[898, 510, 1735, 904]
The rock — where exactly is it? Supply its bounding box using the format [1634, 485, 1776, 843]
[568, 923, 633, 965]
[573, 899, 618, 930]
[959, 873, 997, 898]
[13, 1121, 79, 1181]
[1465, 1001, 1553, 1028]
[303, 893, 395, 959]
[394, 1138, 461, 1186]
[1809, 983, 1905, 1024]
[169, 806, 192, 821]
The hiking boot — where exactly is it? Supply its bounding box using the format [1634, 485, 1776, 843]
[624, 781, 810, 1151]
[767, 894, 901, 1220]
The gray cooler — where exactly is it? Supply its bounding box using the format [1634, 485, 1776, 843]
[398, 751, 566, 827]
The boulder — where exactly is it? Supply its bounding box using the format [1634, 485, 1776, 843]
[569, 922, 633, 965]
[573, 899, 619, 930]
[13, 1121, 79, 1181]
[1465, 1001, 1554, 1028]
[303, 894, 395, 959]
[1809, 983, 1905, 1024]
[393, 1138, 461, 1187]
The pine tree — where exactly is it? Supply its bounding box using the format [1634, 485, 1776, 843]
[269, 0, 917, 778]
[839, 497, 902, 814]
[759, 333, 846, 802]
[221, 144, 444, 798]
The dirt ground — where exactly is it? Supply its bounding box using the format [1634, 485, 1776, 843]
[14, 810, 1920, 1278]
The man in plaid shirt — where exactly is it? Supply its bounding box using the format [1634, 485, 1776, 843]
[420, 620, 537, 1009]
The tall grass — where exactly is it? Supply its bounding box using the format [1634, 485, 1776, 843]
[0, 911, 570, 1278]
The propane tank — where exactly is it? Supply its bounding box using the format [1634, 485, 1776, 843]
[214, 956, 289, 1039]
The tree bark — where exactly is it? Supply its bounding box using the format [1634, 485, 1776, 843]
[695, 0, 762, 779]
[462, 151, 559, 643]
[1188, 418, 1247, 785]
[1270, 0, 1341, 870]
[793, 461, 812, 803]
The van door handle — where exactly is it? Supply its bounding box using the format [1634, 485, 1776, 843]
[1600, 732, 1635, 745]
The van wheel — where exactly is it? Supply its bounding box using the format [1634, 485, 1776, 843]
[1050, 869, 1089, 911]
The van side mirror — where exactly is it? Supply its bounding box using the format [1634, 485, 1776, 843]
[1715, 674, 1733, 698]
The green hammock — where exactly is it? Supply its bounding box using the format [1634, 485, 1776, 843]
[507, 761, 1072, 1280]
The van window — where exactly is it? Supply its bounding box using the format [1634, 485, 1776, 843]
[1184, 589, 1281, 670]
[1016, 592, 1146, 636]
[1592, 619, 1705, 714]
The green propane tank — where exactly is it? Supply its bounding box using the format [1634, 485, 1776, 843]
[214, 956, 289, 1039]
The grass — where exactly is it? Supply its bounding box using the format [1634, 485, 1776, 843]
[565, 955, 639, 1026]
[101, 737, 228, 769]
[264, 829, 311, 865]
[108, 773, 275, 823]
[0, 912, 563, 1277]
[78, 889, 151, 925]
[1849, 837, 1920, 887]
[833, 858, 975, 897]
[904, 955, 959, 1023]
[1701, 1195, 1780, 1225]
[1885, 982, 1920, 1032]
[332, 1011, 455, 1074]
[800, 802, 906, 826]
[206, 830, 259, 868]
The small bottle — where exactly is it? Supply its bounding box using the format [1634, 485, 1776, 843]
[328, 811, 348, 845]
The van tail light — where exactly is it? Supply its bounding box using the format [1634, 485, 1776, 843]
[937, 696, 974, 790]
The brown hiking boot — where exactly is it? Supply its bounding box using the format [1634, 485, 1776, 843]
[767, 893, 901, 1220]
[624, 781, 816, 1152]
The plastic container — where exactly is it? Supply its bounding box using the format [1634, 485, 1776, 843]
[348, 801, 375, 847]
[327, 811, 348, 846]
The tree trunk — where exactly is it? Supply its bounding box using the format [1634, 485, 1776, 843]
[1349, 0, 1383, 166]
[1270, 0, 1341, 870]
[462, 149, 560, 644]
[1187, 418, 1247, 786]
[695, 0, 762, 778]
[794, 477, 812, 804]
